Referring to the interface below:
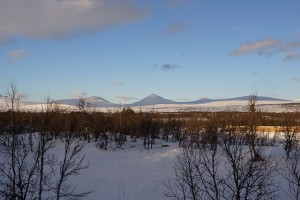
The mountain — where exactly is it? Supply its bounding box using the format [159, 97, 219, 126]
[184, 96, 287, 105]
[216, 96, 287, 102]
[182, 98, 213, 104]
[55, 96, 116, 107]
[129, 94, 288, 107]
[130, 94, 176, 107]
[128, 95, 288, 107]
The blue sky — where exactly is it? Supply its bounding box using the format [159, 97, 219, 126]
[1, 0, 300, 103]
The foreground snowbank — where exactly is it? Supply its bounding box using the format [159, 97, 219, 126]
[69, 139, 293, 200]
[68, 141, 180, 200]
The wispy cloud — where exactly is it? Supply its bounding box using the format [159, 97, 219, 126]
[0, 0, 149, 42]
[230, 38, 300, 61]
[9, 49, 28, 61]
[284, 51, 300, 61]
[290, 77, 300, 82]
[230, 38, 280, 56]
[109, 80, 124, 87]
[153, 64, 179, 71]
[153, 21, 186, 37]
[116, 96, 138, 102]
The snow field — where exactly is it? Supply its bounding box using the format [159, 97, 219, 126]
[67, 142, 180, 200]
[70, 138, 299, 200]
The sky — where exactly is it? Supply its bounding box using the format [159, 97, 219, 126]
[0, 0, 300, 103]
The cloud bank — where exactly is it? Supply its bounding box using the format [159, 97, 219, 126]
[231, 38, 300, 61]
[0, 0, 148, 42]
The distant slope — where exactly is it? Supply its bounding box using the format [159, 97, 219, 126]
[55, 96, 116, 107]
[183, 98, 213, 104]
[130, 94, 176, 107]
[0, 94, 290, 111]
[129, 94, 288, 107]
[216, 96, 288, 102]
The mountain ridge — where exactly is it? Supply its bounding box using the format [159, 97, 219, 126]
[0, 94, 290, 108]
[55, 96, 116, 107]
[128, 94, 287, 107]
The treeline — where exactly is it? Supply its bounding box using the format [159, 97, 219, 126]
[1, 103, 300, 150]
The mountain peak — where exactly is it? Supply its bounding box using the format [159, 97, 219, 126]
[130, 94, 175, 107]
[147, 94, 163, 98]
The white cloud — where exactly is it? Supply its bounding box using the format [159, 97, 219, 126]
[9, 49, 28, 60]
[284, 51, 300, 61]
[230, 38, 280, 56]
[230, 38, 300, 61]
[0, 0, 149, 42]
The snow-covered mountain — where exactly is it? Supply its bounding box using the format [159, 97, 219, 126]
[55, 96, 116, 107]
[216, 96, 287, 102]
[129, 95, 287, 107]
[0, 94, 297, 112]
[182, 98, 213, 104]
[129, 94, 176, 107]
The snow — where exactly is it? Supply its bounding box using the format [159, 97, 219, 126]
[0, 132, 298, 200]
[1, 95, 299, 113]
[69, 141, 179, 200]
[66, 138, 292, 200]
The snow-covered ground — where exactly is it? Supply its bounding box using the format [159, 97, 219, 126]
[68, 141, 180, 200]
[0, 133, 298, 200]
[66, 138, 294, 200]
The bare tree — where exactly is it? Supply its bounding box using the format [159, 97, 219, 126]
[221, 131, 279, 200]
[0, 81, 91, 200]
[164, 148, 200, 200]
[77, 96, 91, 143]
[54, 136, 91, 200]
[246, 94, 261, 161]
[281, 116, 299, 159]
[36, 98, 57, 200]
[0, 79, 24, 199]
[280, 145, 300, 200]
[247, 94, 257, 114]
[165, 127, 222, 200]
[165, 125, 279, 200]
